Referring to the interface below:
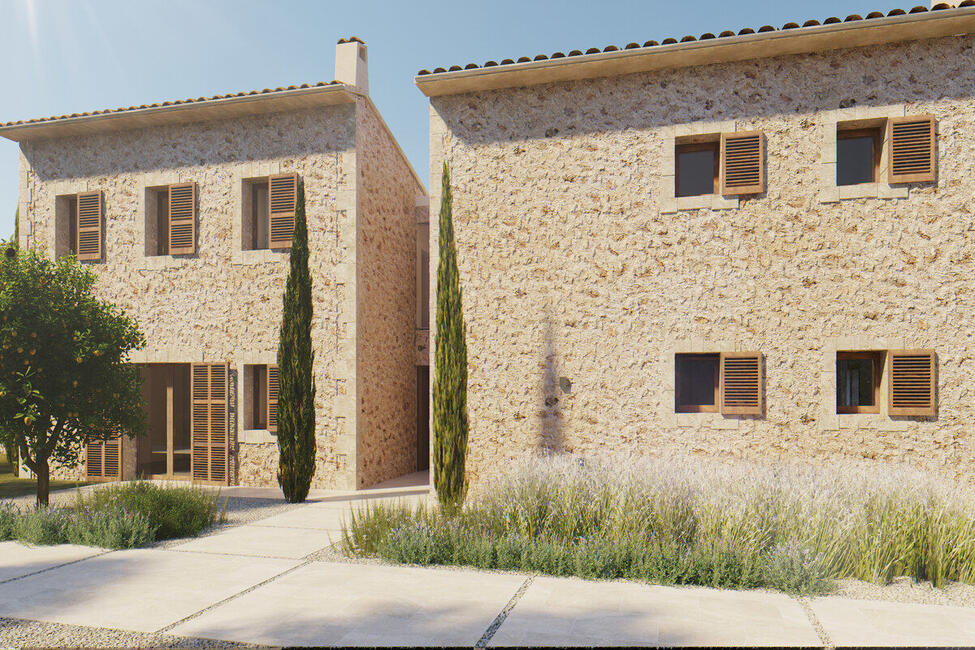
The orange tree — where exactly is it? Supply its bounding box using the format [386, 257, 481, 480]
[0, 243, 145, 505]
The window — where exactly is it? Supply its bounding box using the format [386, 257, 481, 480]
[836, 126, 882, 186]
[145, 183, 196, 256]
[243, 364, 278, 432]
[55, 191, 102, 261]
[676, 142, 719, 197]
[676, 352, 764, 415]
[243, 173, 297, 250]
[836, 351, 884, 414]
[676, 354, 720, 412]
[675, 131, 765, 198]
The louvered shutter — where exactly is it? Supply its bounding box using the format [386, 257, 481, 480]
[888, 115, 936, 184]
[85, 437, 122, 481]
[76, 191, 103, 261]
[719, 352, 763, 416]
[168, 182, 196, 255]
[268, 173, 298, 249]
[888, 350, 936, 417]
[191, 362, 230, 485]
[720, 131, 765, 196]
[267, 364, 279, 433]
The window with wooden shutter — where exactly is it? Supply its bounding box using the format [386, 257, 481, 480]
[888, 350, 936, 417]
[267, 364, 279, 433]
[268, 173, 298, 249]
[888, 115, 936, 184]
[85, 437, 122, 481]
[168, 182, 196, 255]
[190, 362, 230, 485]
[719, 352, 763, 416]
[76, 191, 103, 261]
[720, 132, 765, 196]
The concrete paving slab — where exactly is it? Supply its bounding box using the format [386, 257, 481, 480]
[810, 595, 975, 646]
[169, 523, 333, 559]
[0, 548, 297, 633]
[0, 542, 104, 583]
[252, 505, 350, 532]
[490, 576, 820, 647]
[171, 561, 525, 647]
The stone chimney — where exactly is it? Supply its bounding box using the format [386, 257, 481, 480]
[335, 37, 368, 94]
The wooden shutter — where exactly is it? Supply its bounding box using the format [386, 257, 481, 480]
[267, 364, 279, 433]
[888, 115, 936, 184]
[268, 173, 298, 249]
[168, 182, 196, 255]
[85, 437, 122, 481]
[720, 352, 763, 416]
[888, 350, 936, 417]
[720, 132, 765, 196]
[191, 362, 230, 485]
[76, 191, 103, 261]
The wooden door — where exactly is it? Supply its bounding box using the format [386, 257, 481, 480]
[190, 362, 230, 485]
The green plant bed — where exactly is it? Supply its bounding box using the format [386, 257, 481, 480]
[0, 481, 224, 549]
[341, 454, 975, 596]
[0, 452, 91, 499]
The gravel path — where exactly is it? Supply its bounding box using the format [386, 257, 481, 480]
[0, 616, 265, 649]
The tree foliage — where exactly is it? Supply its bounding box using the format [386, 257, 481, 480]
[432, 164, 469, 511]
[276, 180, 316, 502]
[0, 243, 145, 505]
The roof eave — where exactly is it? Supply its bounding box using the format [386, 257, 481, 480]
[0, 83, 358, 142]
[415, 8, 975, 97]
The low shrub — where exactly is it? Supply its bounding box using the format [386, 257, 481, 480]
[343, 453, 975, 595]
[0, 505, 15, 540]
[14, 506, 70, 545]
[0, 481, 222, 549]
[74, 481, 220, 540]
[65, 507, 155, 549]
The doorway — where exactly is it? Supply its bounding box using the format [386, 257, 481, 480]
[416, 365, 429, 471]
[138, 364, 192, 479]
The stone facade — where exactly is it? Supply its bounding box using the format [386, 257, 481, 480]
[427, 35, 975, 486]
[18, 92, 424, 488]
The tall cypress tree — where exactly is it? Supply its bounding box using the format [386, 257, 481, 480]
[276, 179, 316, 502]
[432, 164, 469, 511]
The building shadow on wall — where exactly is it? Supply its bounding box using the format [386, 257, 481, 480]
[537, 314, 565, 453]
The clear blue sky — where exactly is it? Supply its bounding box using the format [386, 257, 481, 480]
[0, 0, 894, 237]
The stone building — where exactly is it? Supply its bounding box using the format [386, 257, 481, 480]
[1, 39, 430, 489]
[417, 2, 975, 485]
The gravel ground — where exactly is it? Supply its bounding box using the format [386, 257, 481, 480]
[0, 616, 266, 649]
[832, 576, 975, 607]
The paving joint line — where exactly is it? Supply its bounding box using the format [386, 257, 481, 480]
[474, 574, 534, 649]
[0, 549, 114, 586]
[155, 557, 315, 636]
[795, 595, 833, 649]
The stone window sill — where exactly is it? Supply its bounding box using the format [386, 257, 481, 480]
[136, 255, 191, 270]
[661, 194, 740, 214]
[241, 429, 276, 444]
[819, 183, 908, 203]
[233, 249, 289, 265]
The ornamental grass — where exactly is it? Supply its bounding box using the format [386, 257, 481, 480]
[342, 453, 975, 594]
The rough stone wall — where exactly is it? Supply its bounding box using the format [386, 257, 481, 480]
[20, 105, 359, 488]
[428, 35, 975, 486]
[355, 98, 426, 487]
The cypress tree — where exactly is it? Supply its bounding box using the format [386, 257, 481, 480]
[276, 179, 316, 502]
[432, 164, 469, 511]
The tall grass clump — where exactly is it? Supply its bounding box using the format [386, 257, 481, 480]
[343, 453, 975, 594]
[74, 481, 220, 540]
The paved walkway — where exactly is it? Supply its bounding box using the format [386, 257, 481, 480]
[2, 475, 975, 646]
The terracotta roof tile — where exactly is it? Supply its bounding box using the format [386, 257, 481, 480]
[0, 80, 343, 129]
[415, 1, 975, 76]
